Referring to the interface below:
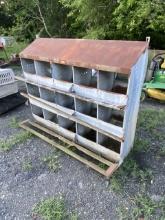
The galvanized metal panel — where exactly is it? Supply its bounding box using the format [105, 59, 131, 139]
[120, 49, 148, 163]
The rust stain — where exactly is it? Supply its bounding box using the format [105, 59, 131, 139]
[20, 38, 148, 75]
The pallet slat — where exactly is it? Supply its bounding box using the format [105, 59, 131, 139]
[19, 120, 119, 177]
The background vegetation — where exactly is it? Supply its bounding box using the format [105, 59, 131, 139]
[0, 0, 165, 47]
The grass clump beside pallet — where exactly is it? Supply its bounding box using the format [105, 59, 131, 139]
[0, 131, 32, 151]
[110, 108, 165, 193]
[9, 117, 19, 128]
[42, 152, 61, 172]
[32, 197, 78, 220]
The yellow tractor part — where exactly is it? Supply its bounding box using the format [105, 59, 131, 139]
[161, 61, 165, 69]
[147, 88, 165, 101]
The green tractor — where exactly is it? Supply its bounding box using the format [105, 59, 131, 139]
[141, 52, 165, 101]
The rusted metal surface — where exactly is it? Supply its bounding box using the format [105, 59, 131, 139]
[20, 38, 148, 74]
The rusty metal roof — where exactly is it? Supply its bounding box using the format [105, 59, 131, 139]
[20, 38, 148, 74]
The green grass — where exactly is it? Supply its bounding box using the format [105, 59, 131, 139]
[42, 152, 61, 172]
[0, 41, 27, 61]
[9, 117, 19, 128]
[110, 108, 165, 193]
[22, 160, 33, 172]
[32, 197, 78, 220]
[32, 197, 66, 220]
[137, 108, 165, 134]
[159, 146, 165, 157]
[0, 131, 32, 151]
[118, 194, 165, 220]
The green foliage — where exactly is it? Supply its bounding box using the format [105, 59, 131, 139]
[132, 194, 158, 219]
[0, 41, 27, 60]
[22, 160, 33, 172]
[0, 131, 32, 151]
[109, 108, 165, 193]
[9, 117, 19, 128]
[42, 152, 61, 172]
[33, 197, 66, 220]
[113, 0, 165, 48]
[118, 195, 165, 219]
[1, 0, 165, 48]
[33, 197, 78, 220]
[137, 108, 165, 133]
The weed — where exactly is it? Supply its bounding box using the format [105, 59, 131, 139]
[0, 131, 32, 151]
[70, 212, 78, 220]
[22, 160, 33, 172]
[132, 194, 158, 219]
[42, 152, 61, 172]
[118, 194, 165, 220]
[134, 137, 150, 153]
[109, 156, 152, 193]
[9, 117, 19, 128]
[159, 146, 165, 157]
[98, 162, 108, 170]
[32, 197, 66, 220]
[110, 177, 123, 193]
[137, 109, 165, 134]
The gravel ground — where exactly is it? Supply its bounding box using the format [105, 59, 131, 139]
[0, 102, 164, 220]
[0, 69, 165, 220]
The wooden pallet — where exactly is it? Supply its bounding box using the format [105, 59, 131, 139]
[19, 119, 119, 177]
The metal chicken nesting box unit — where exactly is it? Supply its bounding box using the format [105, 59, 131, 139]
[18, 38, 148, 177]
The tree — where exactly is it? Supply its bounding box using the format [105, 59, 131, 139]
[113, 0, 165, 48]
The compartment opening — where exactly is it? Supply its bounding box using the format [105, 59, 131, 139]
[52, 64, 73, 82]
[43, 110, 57, 123]
[98, 71, 115, 91]
[21, 59, 36, 74]
[27, 83, 40, 97]
[58, 116, 75, 131]
[31, 104, 43, 118]
[97, 133, 120, 153]
[76, 98, 97, 118]
[73, 67, 97, 88]
[110, 109, 124, 127]
[35, 61, 51, 78]
[98, 105, 124, 127]
[55, 92, 75, 110]
[39, 87, 55, 103]
[112, 73, 128, 95]
[77, 124, 96, 142]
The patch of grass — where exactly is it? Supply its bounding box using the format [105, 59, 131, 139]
[159, 146, 165, 157]
[98, 162, 108, 170]
[9, 117, 19, 128]
[22, 160, 33, 172]
[118, 194, 165, 220]
[0, 131, 32, 151]
[110, 108, 164, 193]
[32, 197, 66, 220]
[137, 108, 165, 134]
[70, 213, 78, 220]
[134, 137, 150, 153]
[132, 194, 158, 219]
[110, 156, 152, 193]
[0, 41, 27, 61]
[42, 152, 61, 172]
